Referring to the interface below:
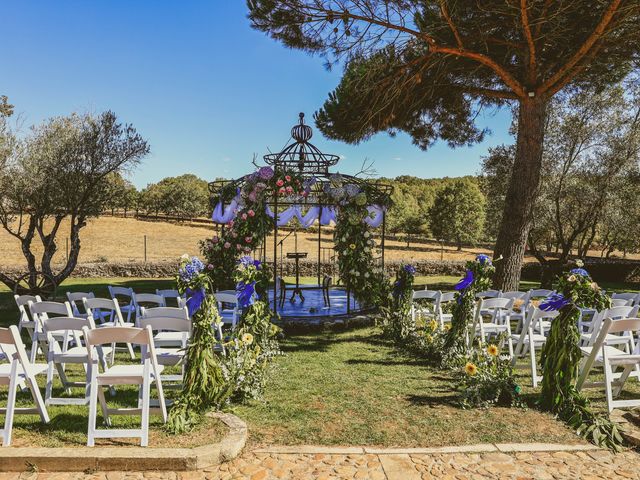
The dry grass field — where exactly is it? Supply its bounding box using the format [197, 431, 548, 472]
[0, 216, 500, 268]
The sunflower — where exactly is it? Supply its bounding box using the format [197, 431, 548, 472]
[241, 333, 254, 345]
[349, 243, 357, 250]
[428, 319, 438, 331]
[443, 324, 451, 331]
[487, 344, 499, 357]
[464, 362, 478, 376]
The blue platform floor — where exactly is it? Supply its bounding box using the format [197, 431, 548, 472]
[270, 287, 361, 318]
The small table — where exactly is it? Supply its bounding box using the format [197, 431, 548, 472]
[287, 252, 308, 302]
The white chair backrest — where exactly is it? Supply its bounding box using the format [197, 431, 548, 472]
[156, 289, 182, 299]
[14, 294, 42, 308]
[501, 291, 527, 301]
[530, 289, 554, 298]
[611, 298, 633, 307]
[108, 286, 135, 309]
[42, 316, 94, 334]
[412, 290, 439, 301]
[83, 297, 124, 325]
[597, 317, 640, 338]
[140, 306, 189, 321]
[439, 292, 456, 303]
[28, 301, 73, 321]
[476, 290, 501, 299]
[611, 292, 638, 300]
[606, 305, 639, 320]
[0, 325, 32, 367]
[215, 292, 238, 305]
[83, 325, 152, 349]
[478, 297, 513, 310]
[139, 307, 190, 333]
[134, 293, 166, 308]
[66, 291, 95, 315]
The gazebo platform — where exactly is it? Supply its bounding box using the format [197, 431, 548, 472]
[270, 287, 362, 320]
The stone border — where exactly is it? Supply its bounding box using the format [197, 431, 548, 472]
[253, 442, 598, 455]
[0, 412, 247, 472]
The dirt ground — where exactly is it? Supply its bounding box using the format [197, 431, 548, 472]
[0, 216, 620, 268]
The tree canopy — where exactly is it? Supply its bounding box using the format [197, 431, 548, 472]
[248, 0, 640, 290]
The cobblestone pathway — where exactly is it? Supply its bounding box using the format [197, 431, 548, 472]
[6, 448, 640, 480]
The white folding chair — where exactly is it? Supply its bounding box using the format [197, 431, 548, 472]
[139, 307, 192, 384]
[42, 316, 111, 406]
[28, 300, 75, 360]
[83, 298, 136, 360]
[66, 292, 95, 319]
[581, 305, 639, 348]
[529, 288, 555, 298]
[511, 306, 559, 387]
[611, 298, 633, 307]
[107, 286, 137, 324]
[501, 291, 529, 331]
[132, 293, 166, 325]
[156, 289, 184, 308]
[215, 292, 239, 329]
[0, 325, 50, 446]
[411, 290, 439, 323]
[83, 325, 166, 447]
[471, 297, 515, 356]
[14, 294, 42, 362]
[612, 292, 640, 306]
[436, 292, 455, 326]
[577, 317, 640, 412]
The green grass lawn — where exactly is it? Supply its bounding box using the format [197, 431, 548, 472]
[234, 326, 583, 447]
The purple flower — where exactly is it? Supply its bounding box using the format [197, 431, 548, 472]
[539, 293, 570, 312]
[236, 281, 256, 308]
[185, 287, 205, 316]
[570, 268, 589, 277]
[403, 264, 416, 276]
[239, 256, 254, 267]
[476, 254, 491, 266]
[454, 270, 474, 291]
[253, 259, 262, 269]
[258, 166, 274, 180]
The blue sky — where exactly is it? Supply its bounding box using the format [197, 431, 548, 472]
[1, 1, 514, 189]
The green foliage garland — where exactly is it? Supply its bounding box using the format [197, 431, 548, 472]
[442, 255, 494, 365]
[539, 264, 623, 451]
[167, 256, 233, 434]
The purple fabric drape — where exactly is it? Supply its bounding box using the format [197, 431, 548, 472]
[363, 205, 385, 228]
[212, 199, 239, 223]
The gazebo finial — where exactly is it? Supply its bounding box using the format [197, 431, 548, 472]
[291, 112, 313, 143]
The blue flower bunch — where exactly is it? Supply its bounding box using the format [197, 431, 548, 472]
[476, 254, 492, 266]
[540, 293, 570, 311]
[178, 256, 205, 284]
[403, 264, 417, 276]
[569, 268, 589, 277]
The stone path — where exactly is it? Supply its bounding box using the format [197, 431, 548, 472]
[7, 447, 640, 479]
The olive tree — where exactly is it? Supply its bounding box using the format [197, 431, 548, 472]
[0, 111, 149, 295]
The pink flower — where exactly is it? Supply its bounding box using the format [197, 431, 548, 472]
[285, 175, 291, 182]
[211, 236, 219, 243]
[207, 264, 214, 270]
[241, 213, 248, 220]
[244, 247, 251, 253]
[224, 242, 231, 249]
[232, 232, 238, 238]
[279, 188, 286, 194]
[276, 179, 284, 187]
[248, 191, 257, 203]
[245, 236, 252, 243]
[227, 220, 234, 228]
[302, 191, 308, 197]
[248, 209, 255, 217]
[236, 244, 242, 251]
[286, 186, 293, 193]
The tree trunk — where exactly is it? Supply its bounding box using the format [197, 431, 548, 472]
[493, 97, 547, 291]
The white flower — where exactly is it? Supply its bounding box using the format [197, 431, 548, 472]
[364, 231, 370, 238]
[180, 253, 190, 260]
[576, 259, 584, 267]
[364, 272, 370, 278]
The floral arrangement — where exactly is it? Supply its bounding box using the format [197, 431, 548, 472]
[167, 255, 233, 434]
[538, 261, 622, 450]
[442, 254, 495, 365]
[272, 169, 308, 198]
[458, 340, 524, 408]
[380, 264, 416, 341]
[221, 256, 281, 401]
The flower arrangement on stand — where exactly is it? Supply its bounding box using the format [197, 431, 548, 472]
[221, 256, 281, 401]
[458, 339, 524, 408]
[441, 254, 495, 366]
[538, 262, 623, 450]
[167, 255, 233, 434]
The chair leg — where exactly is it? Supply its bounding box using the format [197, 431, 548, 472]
[87, 380, 97, 446]
[530, 341, 539, 388]
[141, 362, 151, 447]
[45, 360, 55, 405]
[97, 385, 111, 427]
[3, 362, 19, 446]
[604, 358, 615, 413]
